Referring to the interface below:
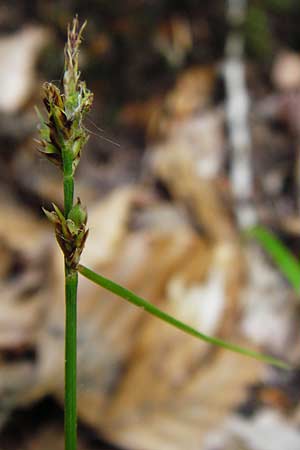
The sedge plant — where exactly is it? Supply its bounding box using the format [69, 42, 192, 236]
[35, 17, 289, 450]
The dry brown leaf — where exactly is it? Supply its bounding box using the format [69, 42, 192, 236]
[0, 26, 49, 113]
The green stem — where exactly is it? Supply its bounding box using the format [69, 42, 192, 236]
[78, 264, 290, 370]
[62, 144, 77, 450]
[62, 145, 74, 217]
[65, 268, 78, 450]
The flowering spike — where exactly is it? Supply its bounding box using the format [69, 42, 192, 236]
[64, 16, 87, 103]
[43, 198, 88, 269]
[35, 16, 93, 175]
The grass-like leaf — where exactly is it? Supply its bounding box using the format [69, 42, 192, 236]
[247, 226, 300, 293]
[78, 264, 290, 370]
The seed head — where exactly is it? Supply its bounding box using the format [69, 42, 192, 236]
[43, 198, 89, 269]
[36, 16, 93, 173]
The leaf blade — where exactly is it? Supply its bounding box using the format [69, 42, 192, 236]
[247, 226, 300, 293]
[78, 264, 290, 370]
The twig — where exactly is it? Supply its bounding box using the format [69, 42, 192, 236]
[224, 0, 257, 228]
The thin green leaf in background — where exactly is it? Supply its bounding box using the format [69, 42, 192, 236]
[247, 226, 300, 293]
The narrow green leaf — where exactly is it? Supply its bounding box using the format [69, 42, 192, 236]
[78, 264, 290, 370]
[246, 226, 300, 293]
[52, 203, 65, 222]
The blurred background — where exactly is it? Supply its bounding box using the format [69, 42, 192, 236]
[2, 0, 300, 449]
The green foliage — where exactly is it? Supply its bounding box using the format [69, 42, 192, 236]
[247, 226, 300, 294]
[245, 5, 273, 58]
[264, 0, 297, 12]
[78, 265, 290, 370]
